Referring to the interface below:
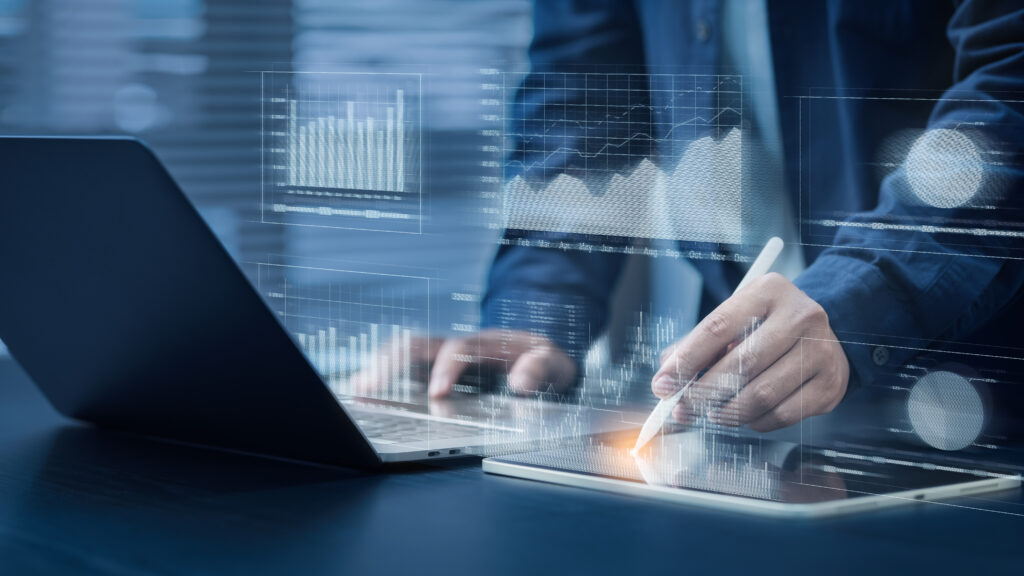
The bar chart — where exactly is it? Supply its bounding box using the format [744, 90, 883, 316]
[286, 90, 406, 192]
[295, 322, 414, 401]
[258, 263, 430, 401]
[261, 72, 422, 233]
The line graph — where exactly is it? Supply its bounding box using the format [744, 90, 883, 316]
[500, 73, 744, 243]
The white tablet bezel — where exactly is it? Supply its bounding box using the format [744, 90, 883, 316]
[482, 457, 1021, 518]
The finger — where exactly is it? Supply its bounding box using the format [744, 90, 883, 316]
[427, 338, 470, 398]
[409, 337, 446, 382]
[686, 312, 800, 409]
[350, 366, 385, 395]
[747, 374, 832, 432]
[349, 337, 442, 395]
[651, 281, 777, 397]
[670, 399, 694, 427]
[652, 336, 697, 397]
[350, 352, 396, 395]
[708, 346, 806, 426]
[427, 331, 532, 398]
[659, 342, 736, 401]
[659, 339, 736, 367]
[658, 343, 676, 366]
[684, 372, 744, 417]
[427, 398, 457, 419]
[507, 346, 576, 395]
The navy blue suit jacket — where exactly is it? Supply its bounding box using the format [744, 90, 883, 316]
[482, 0, 1024, 393]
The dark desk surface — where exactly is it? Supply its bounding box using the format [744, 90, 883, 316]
[1, 358, 1021, 575]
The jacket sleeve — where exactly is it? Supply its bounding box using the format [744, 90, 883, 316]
[795, 1, 1024, 390]
[480, 0, 648, 364]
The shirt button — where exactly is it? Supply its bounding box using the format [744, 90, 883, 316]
[695, 20, 711, 43]
[872, 346, 890, 366]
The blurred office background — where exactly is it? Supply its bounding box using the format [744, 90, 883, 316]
[0, 0, 692, 365]
[0, 0, 533, 357]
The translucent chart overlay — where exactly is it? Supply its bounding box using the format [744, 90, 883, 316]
[494, 72, 744, 244]
[828, 337, 1024, 469]
[799, 90, 1024, 256]
[261, 72, 422, 233]
[257, 263, 429, 401]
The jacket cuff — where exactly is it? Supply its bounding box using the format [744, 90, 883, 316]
[480, 289, 595, 370]
[794, 254, 917, 396]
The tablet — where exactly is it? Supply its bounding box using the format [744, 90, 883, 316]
[482, 430, 1020, 517]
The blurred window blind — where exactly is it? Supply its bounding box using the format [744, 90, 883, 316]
[0, 0, 530, 357]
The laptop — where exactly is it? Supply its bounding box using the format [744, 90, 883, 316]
[0, 136, 635, 466]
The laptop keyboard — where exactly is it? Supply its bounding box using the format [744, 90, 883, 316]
[351, 412, 486, 444]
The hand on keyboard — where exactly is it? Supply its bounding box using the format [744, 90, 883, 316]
[348, 329, 576, 399]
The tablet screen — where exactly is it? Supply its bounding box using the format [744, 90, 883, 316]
[491, 431, 1011, 503]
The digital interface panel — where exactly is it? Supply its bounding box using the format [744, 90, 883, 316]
[491, 72, 746, 248]
[251, 65, 1024, 511]
[257, 263, 429, 401]
[261, 71, 422, 233]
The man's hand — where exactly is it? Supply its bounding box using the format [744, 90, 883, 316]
[350, 329, 576, 399]
[651, 273, 849, 432]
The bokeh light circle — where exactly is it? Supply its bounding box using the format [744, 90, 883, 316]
[904, 128, 983, 208]
[907, 370, 984, 451]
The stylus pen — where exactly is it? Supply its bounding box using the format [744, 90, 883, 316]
[631, 236, 785, 455]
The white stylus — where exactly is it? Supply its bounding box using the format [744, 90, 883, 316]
[631, 237, 785, 455]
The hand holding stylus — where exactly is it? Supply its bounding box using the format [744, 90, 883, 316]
[636, 238, 850, 452]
